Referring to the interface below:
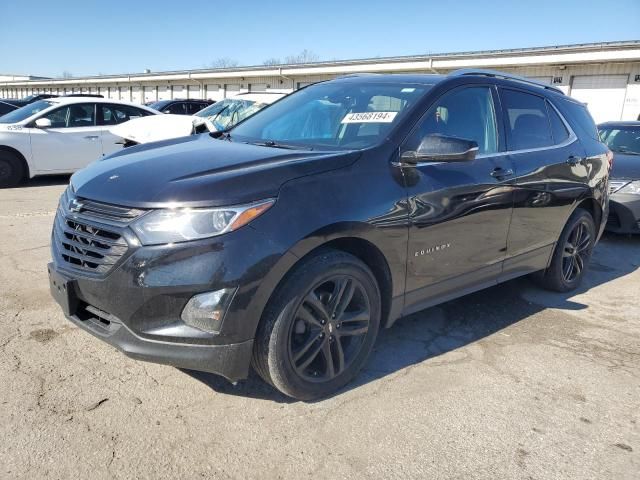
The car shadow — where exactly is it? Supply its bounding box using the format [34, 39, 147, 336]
[183, 233, 639, 403]
[22, 175, 71, 188]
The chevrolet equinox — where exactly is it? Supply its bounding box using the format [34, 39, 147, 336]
[49, 70, 610, 400]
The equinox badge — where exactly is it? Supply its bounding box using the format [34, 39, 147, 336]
[415, 243, 451, 256]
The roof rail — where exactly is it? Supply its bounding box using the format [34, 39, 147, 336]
[448, 69, 564, 94]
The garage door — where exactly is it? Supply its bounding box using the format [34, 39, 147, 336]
[570, 75, 628, 123]
[188, 85, 201, 99]
[158, 86, 171, 101]
[528, 76, 552, 85]
[144, 86, 156, 103]
[225, 84, 240, 98]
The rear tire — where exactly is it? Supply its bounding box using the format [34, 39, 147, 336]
[252, 249, 381, 401]
[535, 208, 595, 292]
[0, 151, 26, 188]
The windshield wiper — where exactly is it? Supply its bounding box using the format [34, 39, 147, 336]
[247, 140, 313, 151]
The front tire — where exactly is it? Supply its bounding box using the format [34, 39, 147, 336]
[536, 208, 596, 292]
[0, 151, 25, 188]
[252, 250, 381, 400]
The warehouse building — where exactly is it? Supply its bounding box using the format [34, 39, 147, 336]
[2, 41, 640, 123]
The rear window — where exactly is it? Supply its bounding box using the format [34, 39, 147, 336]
[559, 98, 599, 140]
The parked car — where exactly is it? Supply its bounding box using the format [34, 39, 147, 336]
[4, 93, 59, 107]
[146, 99, 213, 115]
[599, 121, 640, 233]
[63, 93, 104, 98]
[0, 97, 157, 187]
[111, 93, 286, 146]
[0, 100, 19, 117]
[48, 70, 609, 400]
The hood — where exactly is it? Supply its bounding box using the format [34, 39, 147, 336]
[110, 114, 196, 144]
[610, 152, 640, 181]
[71, 134, 359, 208]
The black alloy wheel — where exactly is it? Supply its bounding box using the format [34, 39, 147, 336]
[561, 219, 592, 283]
[252, 250, 381, 400]
[535, 208, 595, 292]
[288, 275, 371, 382]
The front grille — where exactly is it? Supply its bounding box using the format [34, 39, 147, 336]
[52, 189, 144, 275]
[75, 198, 145, 223]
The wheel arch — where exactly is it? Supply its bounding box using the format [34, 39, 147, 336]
[574, 196, 603, 231]
[255, 231, 397, 340]
[0, 145, 30, 179]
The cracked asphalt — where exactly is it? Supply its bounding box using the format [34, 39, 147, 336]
[1, 177, 639, 479]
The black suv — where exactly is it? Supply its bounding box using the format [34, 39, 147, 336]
[147, 99, 213, 115]
[49, 70, 610, 400]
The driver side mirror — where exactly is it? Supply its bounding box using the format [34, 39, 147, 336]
[401, 134, 478, 164]
[35, 118, 52, 129]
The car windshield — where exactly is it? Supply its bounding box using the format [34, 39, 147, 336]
[0, 100, 54, 124]
[147, 100, 171, 110]
[195, 98, 266, 130]
[600, 126, 640, 155]
[230, 82, 429, 150]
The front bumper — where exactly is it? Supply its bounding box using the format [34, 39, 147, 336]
[48, 197, 295, 381]
[48, 262, 254, 381]
[606, 194, 640, 234]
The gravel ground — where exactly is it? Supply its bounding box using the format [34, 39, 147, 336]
[1, 177, 639, 479]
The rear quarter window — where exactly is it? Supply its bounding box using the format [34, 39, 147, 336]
[557, 98, 599, 141]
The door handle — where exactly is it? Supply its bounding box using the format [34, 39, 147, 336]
[84, 135, 99, 140]
[567, 155, 585, 166]
[490, 167, 514, 179]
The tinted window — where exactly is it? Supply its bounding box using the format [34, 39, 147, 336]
[43, 104, 95, 128]
[0, 102, 17, 116]
[165, 102, 187, 115]
[406, 86, 498, 154]
[501, 89, 552, 150]
[103, 104, 149, 124]
[547, 101, 570, 144]
[560, 99, 599, 140]
[147, 100, 170, 111]
[186, 102, 206, 115]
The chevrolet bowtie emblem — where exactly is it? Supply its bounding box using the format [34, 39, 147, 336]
[68, 199, 84, 213]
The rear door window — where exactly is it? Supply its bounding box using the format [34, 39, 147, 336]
[186, 102, 206, 115]
[501, 89, 553, 150]
[546, 101, 570, 144]
[165, 102, 187, 114]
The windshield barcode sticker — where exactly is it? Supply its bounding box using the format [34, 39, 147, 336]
[341, 111, 398, 124]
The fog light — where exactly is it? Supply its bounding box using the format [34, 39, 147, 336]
[181, 288, 236, 333]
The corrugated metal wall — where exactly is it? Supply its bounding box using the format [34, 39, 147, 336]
[2, 62, 640, 121]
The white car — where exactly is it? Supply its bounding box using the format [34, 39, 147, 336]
[110, 92, 286, 147]
[0, 97, 157, 187]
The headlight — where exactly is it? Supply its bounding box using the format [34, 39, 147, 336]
[618, 181, 640, 195]
[131, 199, 275, 245]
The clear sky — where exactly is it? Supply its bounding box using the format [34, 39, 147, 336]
[2, 0, 639, 78]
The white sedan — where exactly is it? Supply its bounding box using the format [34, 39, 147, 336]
[0, 97, 157, 187]
[110, 92, 286, 146]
